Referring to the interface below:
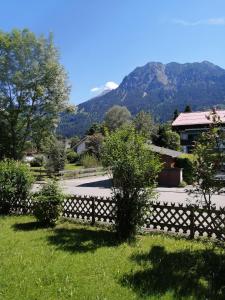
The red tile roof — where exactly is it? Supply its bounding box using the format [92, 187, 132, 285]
[172, 110, 225, 127]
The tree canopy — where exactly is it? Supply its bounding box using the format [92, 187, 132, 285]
[0, 29, 70, 159]
[104, 105, 131, 131]
[153, 124, 181, 151]
[133, 110, 155, 139]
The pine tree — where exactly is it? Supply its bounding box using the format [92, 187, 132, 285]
[184, 105, 192, 112]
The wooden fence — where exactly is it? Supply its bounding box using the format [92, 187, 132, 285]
[13, 195, 225, 240]
[32, 167, 107, 181]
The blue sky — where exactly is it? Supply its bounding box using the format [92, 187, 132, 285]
[1, 0, 225, 104]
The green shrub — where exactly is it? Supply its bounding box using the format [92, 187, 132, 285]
[0, 160, 33, 214]
[176, 154, 194, 184]
[178, 180, 187, 188]
[80, 154, 100, 168]
[102, 126, 162, 240]
[33, 181, 64, 226]
[30, 155, 44, 167]
[66, 150, 79, 164]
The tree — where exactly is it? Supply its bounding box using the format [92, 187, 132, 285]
[184, 105, 192, 112]
[133, 111, 155, 139]
[189, 110, 225, 210]
[0, 29, 70, 159]
[70, 136, 80, 149]
[104, 105, 131, 131]
[153, 124, 181, 151]
[102, 126, 162, 240]
[173, 109, 179, 120]
[85, 133, 104, 160]
[45, 139, 66, 173]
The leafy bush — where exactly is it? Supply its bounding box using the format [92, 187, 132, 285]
[66, 150, 79, 164]
[30, 155, 44, 167]
[102, 126, 162, 240]
[0, 160, 33, 214]
[80, 154, 100, 168]
[178, 181, 187, 188]
[176, 154, 194, 184]
[33, 181, 64, 226]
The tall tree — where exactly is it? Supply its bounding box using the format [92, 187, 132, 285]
[173, 109, 179, 120]
[70, 136, 80, 149]
[133, 111, 155, 139]
[153, 124, 181, 151]
[0, 29, 70, 159]
[85, 133, 104, 160]
[104, 105, 131, 131]
[184, 105, 192, 112]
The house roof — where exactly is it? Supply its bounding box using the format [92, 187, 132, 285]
[172, 110, 225, 127]
[148, 144, 183, 158]
[73, 136, 89, 149]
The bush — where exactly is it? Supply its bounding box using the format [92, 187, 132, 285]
[66, 150, 79, 164]
[30, 155, 44, 167]
[176, 154, 194, 184]
[33, 181, 64, 226]
[0, 160, 33, 214]
[178, 180, 187, 188]
[102, 126, 162, 240]
[80, 154, 100, 168]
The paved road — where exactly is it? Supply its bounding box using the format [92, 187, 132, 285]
[33, 175, 225, 208]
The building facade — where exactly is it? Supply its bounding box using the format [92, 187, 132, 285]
[172, 110, 225, 153]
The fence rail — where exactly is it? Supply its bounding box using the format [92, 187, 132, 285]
[13, 195, 225, 240]
[32, 167, 107, 180]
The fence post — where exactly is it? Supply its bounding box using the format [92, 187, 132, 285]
[189, 205, 194, 239]
[91, 197, 95, 226]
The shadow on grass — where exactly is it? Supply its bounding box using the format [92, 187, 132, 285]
[12, 221, 51, 231]
[47, 226, 118, 253]
[121, 245, 225, 300]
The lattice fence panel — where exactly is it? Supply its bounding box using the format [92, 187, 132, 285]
[194, 207, 225, 239]
[11, 198, 33, 215]
[12, 196, 225, 241]
[94, 197, 116, 223]
[63, 196, 93, 221]
[62, 196, 116, 224]
[144, 202, 192, 235]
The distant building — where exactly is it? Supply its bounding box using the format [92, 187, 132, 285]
[172, 110, 225, 153]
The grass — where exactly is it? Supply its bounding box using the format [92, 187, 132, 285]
[64, 163, 82, 171]
[30, 164, 82, 172]
[0, 216, 225, 300]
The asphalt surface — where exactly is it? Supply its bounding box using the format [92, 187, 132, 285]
[33, 175, 225, 208]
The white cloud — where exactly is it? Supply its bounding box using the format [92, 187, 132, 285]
[90, 81, 119, 95]
[172, 17, 225, 26]
[90, 87, 101, 93]
[104, 81, 119, 90]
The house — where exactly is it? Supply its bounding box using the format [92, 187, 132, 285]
[74, 136, 90, 155]
[148, 144, 183, 187]
[172, 110, 225, 153]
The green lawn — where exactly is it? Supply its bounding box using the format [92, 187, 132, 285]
[0, 216, 225, 300]
[64, 163, 82, 171]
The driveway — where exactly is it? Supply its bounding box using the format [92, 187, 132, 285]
[33, 175, 225, 208]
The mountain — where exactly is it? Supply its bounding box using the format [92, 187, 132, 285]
[58, 61, 225, 137]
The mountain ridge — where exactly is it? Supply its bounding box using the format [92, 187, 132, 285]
[58, 61, 225, 137]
